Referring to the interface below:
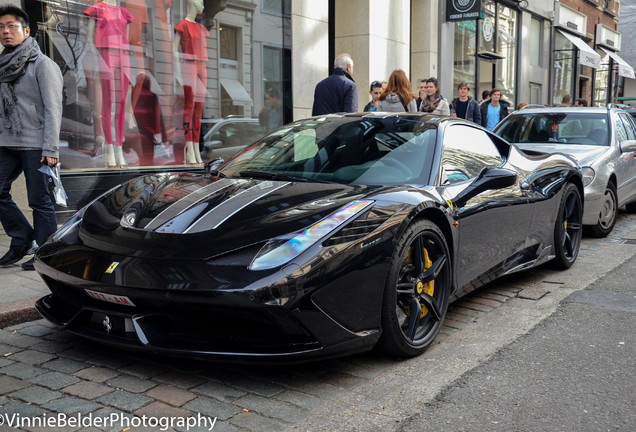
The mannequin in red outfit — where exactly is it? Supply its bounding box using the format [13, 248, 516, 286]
[85, 0, 134, 168]
[173, 0, 208, 165]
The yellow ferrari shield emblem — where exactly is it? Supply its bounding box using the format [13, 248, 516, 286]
[105, 262, 119, 274]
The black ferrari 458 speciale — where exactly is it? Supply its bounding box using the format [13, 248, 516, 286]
[35, 113, 584, 362]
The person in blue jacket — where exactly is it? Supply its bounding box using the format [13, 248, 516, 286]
[312, 53, 358, 115]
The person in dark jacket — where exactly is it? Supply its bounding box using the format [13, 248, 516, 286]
[450, 82, 481, 124]
[312, 53, 358, 115]
[480, 88, 510, 131]
[363, 80, 383, 112]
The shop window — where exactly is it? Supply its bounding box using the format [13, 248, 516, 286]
[496, 3, 516, 106]
[453, 21, 477, 92]
[474, 1, 517, 106]
[553, 32, 576, 106]
[28, 0, 290, 174]
[262, 0, 291, 17]
[594, 52, 611, 106]
[529, 17, 541, 67]
[220, 25, 239, 61]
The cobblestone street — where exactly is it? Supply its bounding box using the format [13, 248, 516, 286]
[1, 211, 635, 432]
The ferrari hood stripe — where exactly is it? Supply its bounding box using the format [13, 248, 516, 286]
[144, 178, 244, 231]
[184, 181, 291, 233]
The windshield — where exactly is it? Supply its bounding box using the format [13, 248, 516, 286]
[496, 112, 609, 146]
[220, 117, 437, 186]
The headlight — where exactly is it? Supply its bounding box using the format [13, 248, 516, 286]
[249, 200, 374, 270]
[52, 185, 120, 243]
[52, 210, 84, 243]
[581, 167, 595, 187]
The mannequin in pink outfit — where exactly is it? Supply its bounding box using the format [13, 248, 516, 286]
[174, 0, 208, 165]
[85, 0, 134, 168]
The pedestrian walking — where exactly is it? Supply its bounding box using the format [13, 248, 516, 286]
[480, 88, 510, 131]
[312, 53, 358, 115]
[419, 77, 450, 115]
[0, 5, 63, 270]
[450, 82, 481, 124]
[377, 70, 417, 112]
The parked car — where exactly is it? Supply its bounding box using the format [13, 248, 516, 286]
[170, 117, 265, 163]
[495, 106, 636, 237]
[35, 113, 583, 362]
[199, 117, 265, 161]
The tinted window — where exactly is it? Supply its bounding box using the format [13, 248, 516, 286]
[441, 126, 503, 185]
[496, 112, 609, 146]
[222, 118, 438, 185]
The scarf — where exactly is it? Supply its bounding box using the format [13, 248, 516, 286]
[0, 37, 40, 135]
[420, 93, 441, 113]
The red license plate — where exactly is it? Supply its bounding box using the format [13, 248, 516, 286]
[85, 289, 136, 307]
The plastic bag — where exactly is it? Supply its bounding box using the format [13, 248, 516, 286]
[38, 163, 68, 207]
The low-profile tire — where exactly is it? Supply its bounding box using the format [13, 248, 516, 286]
[377, 220, 451, 357]
[586, 182, 617, 238]
[551, 183, 583, 269]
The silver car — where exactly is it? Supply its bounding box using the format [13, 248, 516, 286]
[495, 106, 636, 237]
[199, 117, 265, 161]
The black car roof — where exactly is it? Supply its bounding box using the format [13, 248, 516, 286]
[310, 112, 466, 126]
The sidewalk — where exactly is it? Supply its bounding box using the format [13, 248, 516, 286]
[0, 231, 48, 327]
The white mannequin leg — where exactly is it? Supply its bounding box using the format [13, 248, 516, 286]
[106, 144, 116, 168]
[184, 141, 198, 165]
[115, 145, 128, 168]
[194, 143, 203, 164]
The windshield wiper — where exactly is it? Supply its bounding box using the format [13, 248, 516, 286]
[238, 170, 331, 184]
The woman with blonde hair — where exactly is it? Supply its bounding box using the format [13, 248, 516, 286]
[377, 70, 417, 112]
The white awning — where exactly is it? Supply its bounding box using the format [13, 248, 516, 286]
[600, 48, 635, 79]
[558, 30, 601, 69]
[220, 79, 253, 105]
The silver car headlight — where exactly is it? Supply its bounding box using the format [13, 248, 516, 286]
[581, 167, 595, 187]
[249, 200, 374, 270]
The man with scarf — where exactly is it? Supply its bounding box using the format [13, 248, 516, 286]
[0, 6, 63, 270]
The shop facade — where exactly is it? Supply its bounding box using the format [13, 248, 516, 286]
[13, 0, 291, 218]
[5, 0, 633, 218]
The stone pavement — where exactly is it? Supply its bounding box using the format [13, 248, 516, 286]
[0, 212, 634, 431]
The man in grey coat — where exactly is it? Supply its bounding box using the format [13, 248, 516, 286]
[312, 53, 358, 115]
[0, 5, 63, 270]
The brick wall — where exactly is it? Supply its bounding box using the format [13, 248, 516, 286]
[559, 0, 619, 37]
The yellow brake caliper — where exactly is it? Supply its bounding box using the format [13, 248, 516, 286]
[406, 246, 435, 318]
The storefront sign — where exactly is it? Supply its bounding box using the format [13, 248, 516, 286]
[595, 24, 621, 51]
[446, 0, 483, 22]
[482, 17, 493, 42]
[554, 3, 586, 38]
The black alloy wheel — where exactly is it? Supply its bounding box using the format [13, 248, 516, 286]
[551, 183, 583, 269]
[378, 220, 451, 357]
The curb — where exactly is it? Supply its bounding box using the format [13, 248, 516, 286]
[0, 298, 41, 329]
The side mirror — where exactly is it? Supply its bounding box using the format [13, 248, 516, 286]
[204, 158, 225, 177]
[454, 167, 518, 208]
[619, 139, 636, 153]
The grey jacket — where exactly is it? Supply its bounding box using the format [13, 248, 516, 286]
[0, 48, 63, 158]
[377, 93, 417, 112]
